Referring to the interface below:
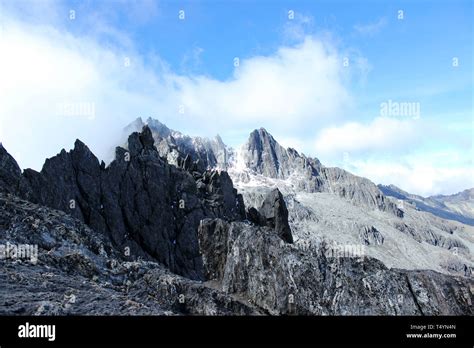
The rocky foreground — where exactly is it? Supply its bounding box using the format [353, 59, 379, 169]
[0, 126, 472, 315]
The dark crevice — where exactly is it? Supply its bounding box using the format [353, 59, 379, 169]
[405, 274, 424, 316]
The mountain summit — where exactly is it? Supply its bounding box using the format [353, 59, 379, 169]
[242, 127, 300, 179]
[123, 118, 472, 278]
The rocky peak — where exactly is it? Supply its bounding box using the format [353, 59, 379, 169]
[71, 139, 101, 169]
[145, 117, 172, 138]
[122, 117, 145, 138]
[259, 188, 293, 243]
[128, 125, 156, 155]
[9, 126, 247, 280]
[0, 143, 22, 194]
[123, 118, 231, 171]
[242, 128, 289, 179]
[240, 127, 324, 183]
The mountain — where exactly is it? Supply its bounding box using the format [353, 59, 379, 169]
[123, 117, 230, 171]
[0, 143, 22, 194]
[134, 120, 402, 217]
[379, 184, 474, 226]
[430, 188, 474, 219]
[240, 127, 403, 216]
[132, 119, 473, 277]
[0, 120, 472, 315]
[18, 127, 245, 280]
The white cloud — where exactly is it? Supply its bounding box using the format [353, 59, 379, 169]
[0, 19, 169, 170]
[312, 117, 473, 195]
[181, 46, 204, 73]
[354, 17, 387, 36]
[313, 117, 420, 156]
[349, 155, 474, 197]
[276, 136, 307, 152]
[172, 37, 352, 131]
[0, 9, 355, 170]
[283, 12, 314, 42]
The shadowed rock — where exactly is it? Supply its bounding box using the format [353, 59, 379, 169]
[14, 126, 245, 280]
[0, 143, 22, 194]
[258, 188, 293, 243]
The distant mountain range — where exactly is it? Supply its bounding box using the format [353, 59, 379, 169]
[378, 185, 474, 226]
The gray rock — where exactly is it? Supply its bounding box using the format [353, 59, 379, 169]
[197, 218, 473, 315]
[258, 188, 293, 243]
[0, 193, 258, 315]
[0, 143, 22, 194]
[359, 226, 384, 246]
[243, 128, 322, 182]
[125, 117, 231, 172]
[15, 126, 245, 280]
[236, 128, 403, 217]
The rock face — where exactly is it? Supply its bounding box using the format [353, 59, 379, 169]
[359, 226, 384, 246]
[0, 119, 473, 316]
[124, 120, 402, 217]
[125, 117, 230, 172]
[197, 218, 473, 315]
[15, 126, 245, 280]
[320, 167, 403, 217]
[241, 128, 324, 190]
[251, 188, 293, 243]
[243, 128, 300, 179]
[0, 143, 22, 194]
[236, 128, 402, 217]
[0, 193, 258, 315]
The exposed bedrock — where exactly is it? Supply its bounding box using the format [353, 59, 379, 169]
[13, 126, 245, 280]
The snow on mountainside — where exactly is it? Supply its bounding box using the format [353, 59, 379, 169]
[123, 117, 230, 171]
[124, 118, 474, 278]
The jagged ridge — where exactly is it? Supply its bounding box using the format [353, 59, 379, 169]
[0, 121, 472, 315]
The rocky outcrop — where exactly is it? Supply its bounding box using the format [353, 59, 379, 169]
[242, 128, 323, 183]
[125, 120, 402, 217]
[245, 188, 293, 243]
[0, 193, 258, 315]
[1, 189, 472, 316]
[125, 117, 230, 172]
[197, 218, 231, 281]
[197, 218, 474, 315]
[0, 143, 22, 194]
[243, 128, 289, 179]
[13, 126, 245, 280]
[394, 221, 468, 254]
[320, 167, 403, 217]
[359, 226, 384, 246]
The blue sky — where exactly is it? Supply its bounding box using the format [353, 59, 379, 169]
[0, 0, 472, 196]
